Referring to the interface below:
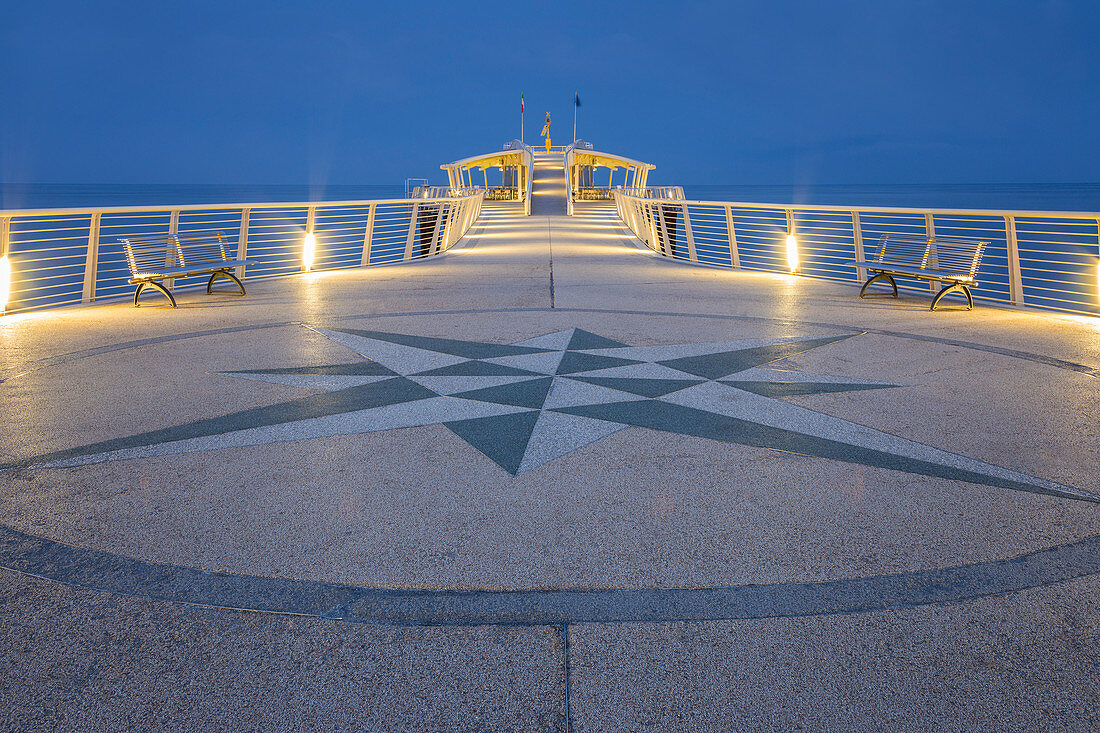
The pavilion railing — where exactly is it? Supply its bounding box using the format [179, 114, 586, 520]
[504, 141, 535, 215]
[411, 186, 482, 198]
[614, 190, 1100, 316]
[614, 187, 685, 200]
[0, 191, 482, 314]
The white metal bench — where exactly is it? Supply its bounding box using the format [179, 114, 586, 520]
[852, 233, 988, 311]
[120, 231, 253, 308]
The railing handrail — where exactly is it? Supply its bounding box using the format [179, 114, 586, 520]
[614, 189, 1100, 220]
[0, 192, 482, 219]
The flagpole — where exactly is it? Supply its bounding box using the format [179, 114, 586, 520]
[521, 95, 524, 144]
[573, 91, 577, 143]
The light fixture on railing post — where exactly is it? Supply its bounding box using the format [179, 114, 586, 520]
[785, 209, 799, 273]
[303, 205, 317, 272]
[302, 232, 316, 272]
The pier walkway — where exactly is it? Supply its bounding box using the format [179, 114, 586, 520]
[2, 155, 1100, 731]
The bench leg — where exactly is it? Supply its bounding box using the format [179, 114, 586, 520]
[207, 270, 246, 296]
[134, 281, 177, 308]
[859, 272, 898, 299]
[930, 282, 973, 311]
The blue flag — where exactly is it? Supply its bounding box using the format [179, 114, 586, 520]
[574, 93, 581, 108]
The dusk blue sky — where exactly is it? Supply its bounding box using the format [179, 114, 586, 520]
[2, 0, 1097, 186]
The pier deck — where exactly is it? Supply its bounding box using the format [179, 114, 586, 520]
[2, 155, 1099, 731]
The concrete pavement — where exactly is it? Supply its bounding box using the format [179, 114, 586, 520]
[1, 154, 1099, 731]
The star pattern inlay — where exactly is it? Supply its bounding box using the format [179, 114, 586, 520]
[5, 327, 1096, 503]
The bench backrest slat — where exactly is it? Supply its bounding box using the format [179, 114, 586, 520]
[120, 232, 234, 277]
[121, 235, 182, 276]
[177, 232, 230, 267]
[873, 234, 987, 277]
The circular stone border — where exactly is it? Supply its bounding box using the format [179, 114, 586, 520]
[1, 307, 1098, 625]
[2, 524, 1099, 625]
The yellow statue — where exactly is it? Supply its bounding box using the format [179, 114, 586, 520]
[540, 113, 551, 152]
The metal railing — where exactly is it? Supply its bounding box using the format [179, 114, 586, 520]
[410, 186, 484, 199]
[564, 144, 655, 215]
[443, 141, 534, 216]
[615, 186, 685, 200]
[504, 141, 535, 215]
[614, 190, 1100, 316]
[0, 191, 482, 314]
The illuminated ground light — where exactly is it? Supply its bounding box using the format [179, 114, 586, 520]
[786, 234, 799, 272]
[302, 232, 316, 272]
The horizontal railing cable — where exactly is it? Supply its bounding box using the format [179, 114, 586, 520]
[614, 190, 1100, 317]
[0, 193, 482, 314]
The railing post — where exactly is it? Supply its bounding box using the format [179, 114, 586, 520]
[166, 209, 180, 290]
[647, 202, 659, 252]
[0, 216, 10, 314]
[852, 211, 865, 282]
[361, 203, 376, 266]
[237, 208, 250, 280]
[785, 209, 797, 273]
[681, 203, 698, 261]
[81, 212, 101, 302]
[454, 201, 467, 245]
[303, 205, 317, 272]
[655, 203, 668, 256]
[725, 205, 740, 269]
[441, 202, 455, 251]
[924, 212, 937, 291]
[430, 202, 445, 255]
[404, 203, 420, 260]
[1004, 215, 1024, 306]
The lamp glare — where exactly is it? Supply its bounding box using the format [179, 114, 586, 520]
[786, 234, 799, 273]
[303, 232, 316, 272]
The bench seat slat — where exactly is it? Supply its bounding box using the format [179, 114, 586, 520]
[850, 261, 975, 283]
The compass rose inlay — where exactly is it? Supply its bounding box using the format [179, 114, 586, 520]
[5, 327, 1096, 503]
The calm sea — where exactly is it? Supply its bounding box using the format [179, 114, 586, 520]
[0, 183, 406, 211]
[680, 183, 1100, 212]
[2, 182, 1099, 212]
